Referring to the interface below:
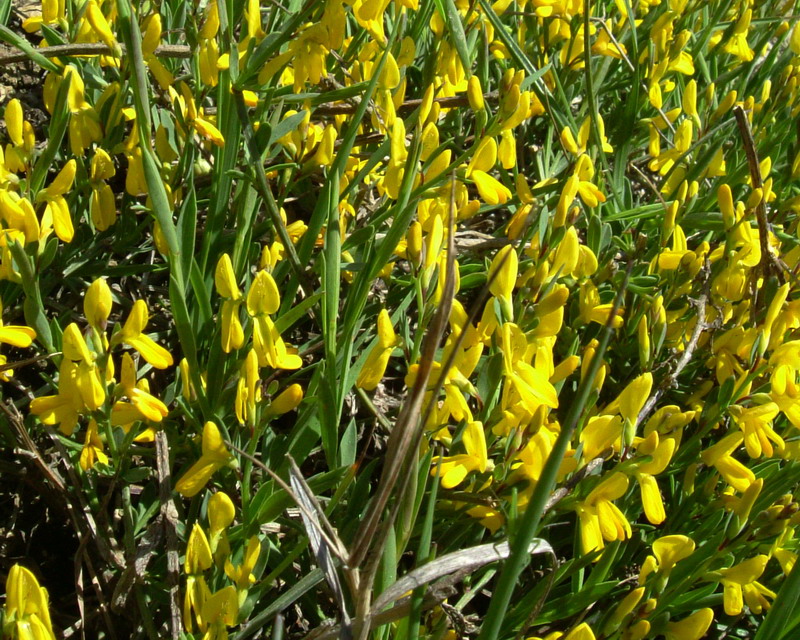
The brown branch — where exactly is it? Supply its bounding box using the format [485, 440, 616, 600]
[0, 42, 191, 65]
[155, 430, 181, 640]
[315, 91, 499, 117]
[733, 105, 782, 280]
[637, 265, 710, 427]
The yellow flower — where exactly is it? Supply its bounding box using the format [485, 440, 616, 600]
[356, 309, 400, 390]
[142, 13, 174, 90]
[215, 253, 244, 353]
[664, 609, 714, 640]
[246, 270, 302, 370]
[62, 322, 106, 411]
[22, 0, 64, 31]
[224, 536, 261, 590]
[60, 66, 103, 156]
[468, 75, 484, 111]
[622, 374, 653, 423]
[579, 280, 624, 328]
[89, 149, 117, 231]
[184, 523, 213, 632]
[234, 349, 260, 425]
[488, 245, 518, 319]
[718, 555, 775, 615]
[175, 82, 225, 147]
[200, 585, 239, 638]
[701, 431, 756, 492]
[631, 432, 674, 524]
[3, 564, 55, 640]
[80, 419, 109, 470]
[84, 278, 112, 334]
[113, 352, 169, 423]
[431, 420, 489, 489]
[712, 8, 754, 62]
[602, 588, 644, 636]
[29, 360, 84, 435]
[729, 403, 784, 458]
[639, 534, 695, 584]
[576, 473, 632, 554]
[208, 491, 235, 564]
[113, 300, 174, 369]
[500, 323, 559, 415]
[265, 383, 304, 418]
[36, 159, 76, 243]
[0, 298, 36, 349]
[4, 99, 35, 173]
[175, 422, 232, 498]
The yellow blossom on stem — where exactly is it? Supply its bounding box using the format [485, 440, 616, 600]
[175, 422, 233, 498]
[113, 300, 174, 369]
[3, 564, 55, 640]
[664, 609, 714, 640]
[631, 431, 674, 524]
[215, 253, 244, 353]
[113, 352, 169, 423]
[265, 383, 304, 418]
[36, 159, 76, 243]
[356, 309, 400, 390]
[701, 431, 756, 492]
[89, 149, 117, 231]
[225, 536, 261, 591]
[184, 523, 213, 633]
[639, 535, 695, 584]
[79, 419, 109, 470]
[576, 472, 632, 555]
[208, 491, 235, 564]
[29, 360, 83, 435]
[431, 420, 490, 489]
[0, 298, 36, 349]
[84, 278, 112, 333]
[246, 270, 302, 370]
[729, 403, 784, 458]
[200, 585, 239, 638]
[718, 555, 775, 615]
[235, 349, 261, 425]
[62, 322, 106, 411]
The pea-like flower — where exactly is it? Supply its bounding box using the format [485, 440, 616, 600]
[718, 555, 775, 615]
[356, 309, 400, 390]
[112, 300, 174, 369]
[576, 472, 632, 555]
[175, 422, 233, 498]
[431, 420, 489, 489]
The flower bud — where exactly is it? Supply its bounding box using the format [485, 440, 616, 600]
[84, 278, 112, 331]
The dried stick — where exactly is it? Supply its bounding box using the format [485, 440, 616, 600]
[637, 266, 710, 426]
[732, 105, 782, 279]
[155, 430, 181, 640]
[0, 42, 191, 65]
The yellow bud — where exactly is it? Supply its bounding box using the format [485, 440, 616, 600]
[718, 184, 735, 229]
[618, 373, 653, 424]
[638, 315, 650, 369]
[682, 79, 698, 123]
[84, 278, 112, 331]
[746, 188, 763, 210]
[467, 76, 484, 111]
[498, 130, 516, 170]
[267, 383, 304, 416]
[791, 21, 800, 55]
[85, 0, 118, 52]
[603, 587, 645, 635]
[419, 84, 435, 125]
[488, 245, 518, 302]
[407, 221, 423, 267]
